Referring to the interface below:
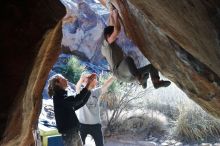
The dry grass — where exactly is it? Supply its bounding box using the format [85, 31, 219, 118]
[117, 111, 167, 138]
[172, 101, 220, 143]
[100, 79, 220, 143]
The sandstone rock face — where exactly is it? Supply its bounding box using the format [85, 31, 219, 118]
[112, 0, 220, 117]
[0, 0, 65, 145]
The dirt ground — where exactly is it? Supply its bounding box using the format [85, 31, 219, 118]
[84, 135, 146, 146]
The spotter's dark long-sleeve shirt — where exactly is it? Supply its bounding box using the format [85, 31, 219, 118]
[53, 88, 91, 134]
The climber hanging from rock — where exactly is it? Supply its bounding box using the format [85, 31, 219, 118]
[100, 3, 171, 89]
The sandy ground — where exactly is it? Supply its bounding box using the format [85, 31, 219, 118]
[84, 135, 144, 146]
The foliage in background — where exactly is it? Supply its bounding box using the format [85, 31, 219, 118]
[141, 89, 220, 143]
[144, 99, 179, 121]
[100, 79, 220, 143]
[100, 82, 150, 134]
[172, 101, 220, 143]
[65, 56, 86, 84]
[98, 73, 121, 92]
[118, 114, 167, 138]
[53, 56, 86, 84]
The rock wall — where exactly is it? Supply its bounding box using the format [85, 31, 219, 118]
[0, 0, 65, 145]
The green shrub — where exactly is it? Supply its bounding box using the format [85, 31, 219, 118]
[63, 56, 85, 84]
